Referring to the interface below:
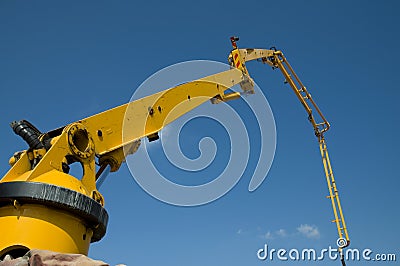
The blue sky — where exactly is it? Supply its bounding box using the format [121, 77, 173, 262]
[1, 1, 399, 265]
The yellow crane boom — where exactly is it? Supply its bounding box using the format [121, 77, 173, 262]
[0, 58, 253, 258]
[0, 37, 349, 264]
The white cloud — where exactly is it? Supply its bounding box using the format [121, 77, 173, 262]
[262, 225, 320, 240]
[297, 224, 320, 239]
[262, 229, 286, 240]
[264, 231, 274, 240]
[276, 229, 287, 237]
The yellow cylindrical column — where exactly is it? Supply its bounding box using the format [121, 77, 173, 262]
[0, 204, 93, 257]
[0, 181, 108, 259]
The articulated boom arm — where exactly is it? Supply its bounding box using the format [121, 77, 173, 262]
[0, 37, 349, 260]
[2, 67, 252, 202]
[0, 39, 262, 256]
[229, 37, 350, 252]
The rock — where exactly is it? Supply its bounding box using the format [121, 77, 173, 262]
[0, 249, 108, 266]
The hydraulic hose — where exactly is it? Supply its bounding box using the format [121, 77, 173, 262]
[10, 120, 44, 150]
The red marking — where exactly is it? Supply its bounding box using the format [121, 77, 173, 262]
[236, 61, 241, 68]
[231, 39, 237, 48]
[230, 36, 239, 49]
[234, 54, 238, 60]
